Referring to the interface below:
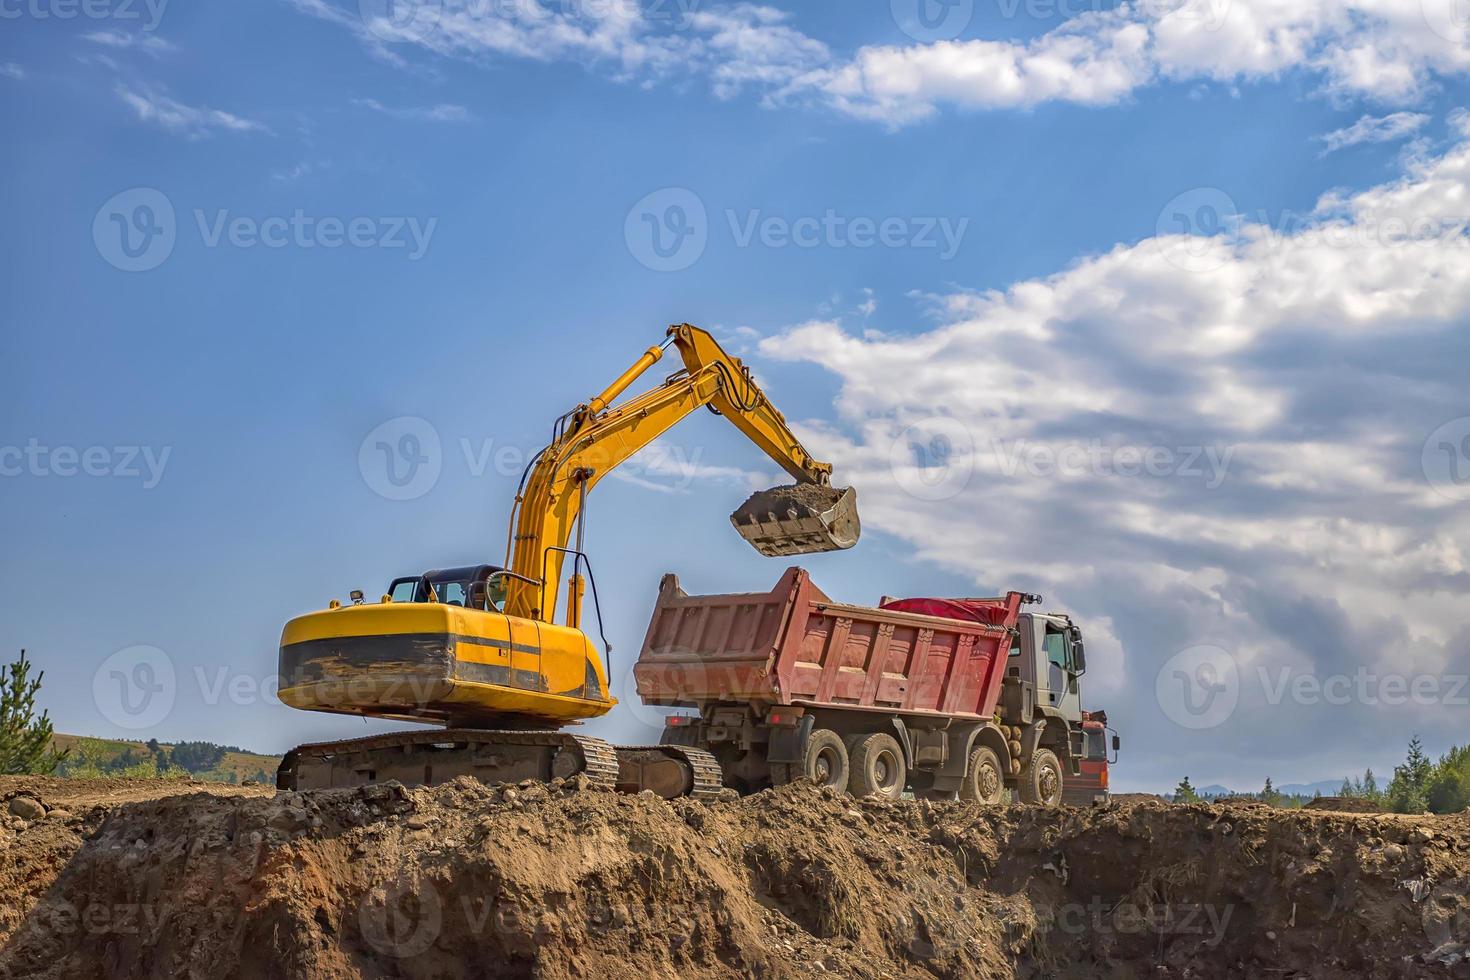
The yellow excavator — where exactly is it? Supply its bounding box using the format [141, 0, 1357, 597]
[275, 323, 859, 799]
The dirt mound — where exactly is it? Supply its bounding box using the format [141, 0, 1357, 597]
[1306, 796, 1387, 814]
[0, 777, 1467, 978]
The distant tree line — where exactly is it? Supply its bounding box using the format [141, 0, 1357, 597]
[1172, 735, 1470, 814]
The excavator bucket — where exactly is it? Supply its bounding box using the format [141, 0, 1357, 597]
[730, 484, 860, 556]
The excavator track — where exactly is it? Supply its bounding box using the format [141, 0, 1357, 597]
[276, 729, 722, 800]
[277, 729, 621, 793]
[614, 744, 724, 801]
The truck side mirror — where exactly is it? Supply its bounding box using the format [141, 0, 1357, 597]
[1112, 735, 1121, 752]
[1071, 639, 1086, 674]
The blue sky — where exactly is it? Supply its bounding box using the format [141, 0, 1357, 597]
[3, 0, 1470, 793]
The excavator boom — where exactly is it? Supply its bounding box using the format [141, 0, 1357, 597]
[503, 322, 858, 625]
[275, 323, 859, 799]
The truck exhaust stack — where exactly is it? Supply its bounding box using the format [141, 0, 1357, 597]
[730, 484, 860, 556]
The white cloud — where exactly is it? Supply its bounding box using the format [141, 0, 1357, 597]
[0, 62, 23, 81]
[83, 30, 175, 55]
[1317, 111, 1430, 155]
[116, 84, 271, 138]
[285, 0, 1470, 126]
[756, 135, 1470, 787]
[351, 97, 473, 122]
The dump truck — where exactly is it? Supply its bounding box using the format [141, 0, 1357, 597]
[635, 567, 1104, 804]
[275, 324, 859, 798]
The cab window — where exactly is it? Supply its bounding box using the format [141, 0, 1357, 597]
[1043, 629, 1069, 670]
[388, 579, 418, 603]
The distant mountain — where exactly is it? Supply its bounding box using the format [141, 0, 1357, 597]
[1188, 779, 1348, 799]
[1277, 780, 1349, 798]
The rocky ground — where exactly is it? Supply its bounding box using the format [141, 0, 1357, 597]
[0, 775, 1465, 979]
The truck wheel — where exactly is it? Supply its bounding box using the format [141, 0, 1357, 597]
[847, 733, 906, 799]
[771, 728, 849, 791]
[959, 746, 1005, 804]
[1018, 748, 1064, 806]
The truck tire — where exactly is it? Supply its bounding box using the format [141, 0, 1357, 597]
[847, 733, 906, 799]
[771, 728, 848, 791]
[1018, 748, 1064, 806]
[959, 745, 1005, 804]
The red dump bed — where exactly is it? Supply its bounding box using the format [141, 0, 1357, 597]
[634, 567, 1025, 720]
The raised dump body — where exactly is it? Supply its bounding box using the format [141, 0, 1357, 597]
[634, 567, 1105, 803]
[635, 567, 1024, 719]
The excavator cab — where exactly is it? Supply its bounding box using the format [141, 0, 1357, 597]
[387, 564, 508, 611]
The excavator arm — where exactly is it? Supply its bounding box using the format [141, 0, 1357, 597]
[503, 323, 859, 623]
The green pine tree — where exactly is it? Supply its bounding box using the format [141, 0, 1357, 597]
[1387, 736, 1433, 814]
[1174, 777, 1200, 803]
[0, 651, 66, 775]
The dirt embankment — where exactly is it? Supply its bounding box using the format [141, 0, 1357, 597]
[0, 776, 1466, 979]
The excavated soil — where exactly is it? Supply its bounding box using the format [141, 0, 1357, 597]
[0, 776, 1466, 979]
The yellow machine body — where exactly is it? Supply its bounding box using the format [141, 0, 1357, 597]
[277, 600, 612, 726]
